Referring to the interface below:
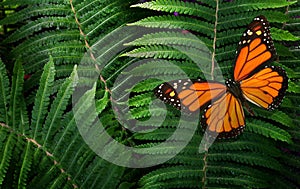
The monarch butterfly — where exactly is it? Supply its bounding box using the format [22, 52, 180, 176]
[154, 15, 288, 139]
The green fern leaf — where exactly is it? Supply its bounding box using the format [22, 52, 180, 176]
[125, 31, 212, 48]
[208, 152, 282, 170]
[139, 166, 202, 187]
[287, 81, 300, 93]
[0, 129, 16, 186]
[128, 15, 214, 37]
[254, 109, 294, 127]
[18, 142, 34, 189]
[96, 90, 110, 114]
[271, 28, 300, 41]
[219, 0, 297, 16]
[0, 4, 69, 25]
[3, 17, 76, 44]
[9, 61, 25, 130]
[30, 57, 55, 140]
[43, 65, 77, 147]
[247, 119, 292, 143]
[131, 0, 214, 21]
[0, 59, 10, 123]
[129, 93, 152, 108]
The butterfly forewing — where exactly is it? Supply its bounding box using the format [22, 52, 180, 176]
[154, 79, 226, 112]
[234, 15, 276, 81]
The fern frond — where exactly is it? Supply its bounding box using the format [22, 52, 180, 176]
[124, 59, 205, 79]
[3, 17, 76, 44]
[9, 30, 80, 60]
[139, 166, 202, 187]
[218, 11, 288, 30]
[0, 4, 69, 25]
[219, 0, 297, 16]
[209, 152, 282, 170]
[125, 31, 212, 48]
[133, 127, 196, 141]
[271, 28, 300, 41]
[124, 45, 188, 59]
[247, 119, 292, 143]
[254, 109, 294, 127]
[211, 134, 281, 155]
[9, 61, 25, 130]
[0, 128, 16, 186]
[131, 0, 215, 21]
[207, 175, 267, 188]
[18, 142, 34, 189]
[129, 92, 152, 107]
[287, 81, 300, 93]
[95, 90, 110, 114]
[30, 57, 55, 140]
[128, 15, 214, 37]
[0, 0, 66, 6]
[0, 60, 10, 123]
[132, 79, 162, 93]
[42, 65, 77, 147]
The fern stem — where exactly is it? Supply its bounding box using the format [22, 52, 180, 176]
[211, 0, 219, 80]
[70, 0, 111, 96]
[281, 0, 290, 30]
[201, 150, 208, 189]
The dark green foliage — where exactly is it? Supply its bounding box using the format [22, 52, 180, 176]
[0, 0, 299, 188]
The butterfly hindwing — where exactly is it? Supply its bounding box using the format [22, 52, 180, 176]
[234, 15, 276, 81]
[201, 92, 245, 139]
[240, 65, 288, 110]
[154, 79, 227, 112]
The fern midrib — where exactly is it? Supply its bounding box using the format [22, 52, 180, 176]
[210, 0, 219, 79]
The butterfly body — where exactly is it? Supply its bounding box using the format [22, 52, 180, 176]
[154, 16, 288, 139]
[225, 79, 244, 102]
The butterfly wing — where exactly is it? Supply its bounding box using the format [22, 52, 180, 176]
[240, 65, 288, 110]
[154, 79, 227, 112]
[234, 15, 276, 81]
[201, 92, 245, 139]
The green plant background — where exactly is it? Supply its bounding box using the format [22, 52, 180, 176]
[0, 0, 299, 188]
